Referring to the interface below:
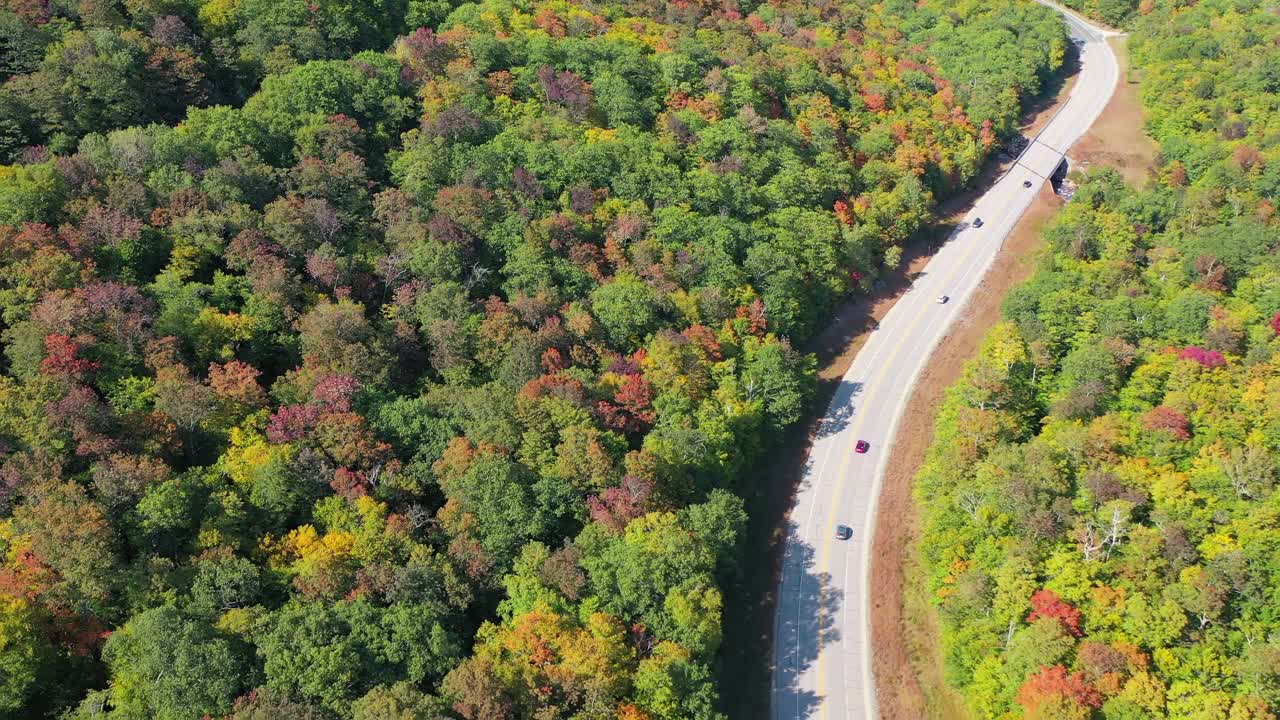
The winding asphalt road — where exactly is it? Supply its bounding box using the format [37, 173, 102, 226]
[770, 4, 1120, 718]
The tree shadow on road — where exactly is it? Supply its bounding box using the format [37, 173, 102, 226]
[770, 522, 843, 719]
[814, 381, 863, 440]
[716, 233, 941, 720]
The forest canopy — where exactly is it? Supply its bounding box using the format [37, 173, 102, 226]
[0, 0, 1067, 717]
[1056, 0, 1141, 29]
[916, 0, 1280, 718]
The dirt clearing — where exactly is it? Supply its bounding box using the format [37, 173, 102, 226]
[1069, 37, 1158, 185]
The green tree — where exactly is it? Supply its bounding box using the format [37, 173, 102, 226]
[591, 273, 664, 350]
[97, 606, 256, 720]
[0, 597, 48, 716]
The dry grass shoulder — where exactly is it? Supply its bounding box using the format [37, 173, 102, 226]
[870, 186, 1060, 720]
[716, 34, 1155, 719]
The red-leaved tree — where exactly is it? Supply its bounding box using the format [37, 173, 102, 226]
[1179, 346, 1225, 368]
[1027, 590, 1083, 637]
[41, 334, 99, 379]
[1017, 665, 1103, 714]
[586, 476, 653, 533]
[1142, 405, 1191, 441]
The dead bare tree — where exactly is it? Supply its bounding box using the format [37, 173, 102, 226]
[956, 490, 984, 522]
[1102, 504, 1128, 558]
[1079, 521, 1103, 562]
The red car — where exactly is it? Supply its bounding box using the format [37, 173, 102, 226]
[855, 440, 870, 454]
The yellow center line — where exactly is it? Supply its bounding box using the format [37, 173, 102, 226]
[813, 175, 1033, 718]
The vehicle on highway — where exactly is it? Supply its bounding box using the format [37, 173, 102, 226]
[772, 7, 1120, 716]
[1023, 180, 1033, 188]
[854, 440, 870, 454]
[835, 525, 853, 540]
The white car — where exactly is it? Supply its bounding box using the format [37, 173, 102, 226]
[937, 295, 950, 304]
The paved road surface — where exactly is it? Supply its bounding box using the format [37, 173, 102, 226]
[770, 5, 1119, 719]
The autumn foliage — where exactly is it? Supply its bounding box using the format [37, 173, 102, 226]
[1017, 665, 1103, 714]
[1026, 590, 1084, 637]
[916, 1, 1280, 716]
[1141, 405, 1191, 441]
[0, 0, 1080, 715]
[1179, 345, 1226, 368]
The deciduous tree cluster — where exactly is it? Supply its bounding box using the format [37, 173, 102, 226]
[0, 0, 1066, 717]
[917, 1, 1280, 718]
